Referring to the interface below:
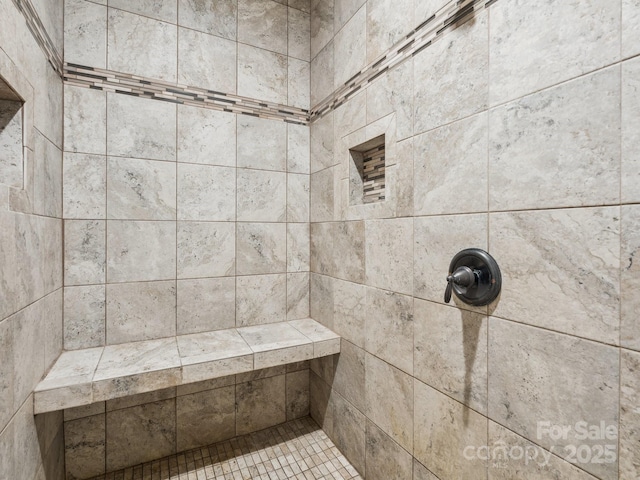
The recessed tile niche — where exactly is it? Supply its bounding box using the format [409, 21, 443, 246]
[349, 134, 386, 205]
[0, 75, 24, 188]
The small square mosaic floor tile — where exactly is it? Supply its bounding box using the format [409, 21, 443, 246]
[90, 417, 362, 480]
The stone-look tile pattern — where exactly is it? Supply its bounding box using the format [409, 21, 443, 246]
[621, 349, 640, 479]
[86, 417, 361, 480]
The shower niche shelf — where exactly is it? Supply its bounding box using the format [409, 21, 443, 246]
[33, 319, 340, 414]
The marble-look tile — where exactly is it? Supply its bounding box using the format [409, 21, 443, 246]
[0, 421, 13, 480]
[622, 206, 640, 351]
[177, 278, 235, 334]
[365, 420, 412, 480]
[105, 387, 176, 412]
[236, 223, 287, 275]
[331, 392, 365, 474]
[288, 124, 310, 174]
[289, 318, 339, 348]
[310, 111, 334, 173]
[106, 281, 176, 344]
[365, 353, 413, 452]
[286, 369, 310, 420]
[365, 287, 413, 374]
[310, 0, 334, 59]
[13, 304, 43, 410]
[414, 379, 488, 480]
[64, 285, 105, 350]
[333, 6, 366, 88]
[177, 105, 235, 167]
[332, 340, 364, 412]
[365, 218, 413, 295]
[176, 375, 235, 396]
[0, 100, 22, 188]
[107, 93, 176, 162]
[178, 27, 237, 94]
[333, 279, 365, 347]
[64, 0, 106, 68]
[107, 9, 177, 82]
[287, 272, 310, 320]
[63, 153, 106, 219]
[64, 220, 106, 285]
[488, 318, 619, 480]
[622, 57, 640, 204]
[237, 169, 287, 222]
[177, 329, 253, 366]
[176, 386, 236, 451]
[178, 0, 236, 39]
[288, 57, 311, 109]
[13, 399, 42, 480]
[310, 273, 334, 329]
[109, 0, 176, 22]
[43, 291, 63, 373]
[309, 371, 334, 436]
[237, 115, 287, 171]
[236, 274, 287, 326]
[414, 12, 488, 134]
[238, 44, 288, 105]
[488, 422, 601, 480]
[366, 0, 413, 63]
[414, 113, 487, 215]
[239, 322, 313, 368]
[621, 349, 640, 479]
[107, 220, 176, 282]
[236, 374, 286, 435]
[177, 164, 235, 221]
[489, 67, 620, 211]
[414, 214, 487, 310]
[334, 91, 367, 160]
[64, 85, 106, 156]
[64, 402, 105, 422]
[334, 0, 365, 32]
[64, 414, 105, 480]
[291, 0, 311, 12]
[107, 157, 176, 220]
[238, 0, 287, 53]
[414, 299, 487, 414]
[311, 41, 334, 106]
[0, 319, 13, 431]
[489, 0, 620, 105]
[106, 399, 176, 471]
[33, 132, 63, 218]
[623, 0, 640, 58]
[366, 61, 413, 141]
[236, 365, 287, 383]
[287, 174, 310, 223]
[490, 208, 619, 344]
[311, 221, 365, 283]
[289, 7, 310, 61]
[413, 460, 438, 480]
[287, 223, 310, 272]
[177, 222, 235, 279]
[310, 167, 335, 222]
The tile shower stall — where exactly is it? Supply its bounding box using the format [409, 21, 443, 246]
[0, 0, 639, 478]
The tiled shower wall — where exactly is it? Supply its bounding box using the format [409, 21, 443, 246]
[62, 0, 312, 478]
[309, 0, 640, 479]
[0, 0, 65, 479]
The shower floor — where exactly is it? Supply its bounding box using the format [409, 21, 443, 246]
[89, 417, 362, 480]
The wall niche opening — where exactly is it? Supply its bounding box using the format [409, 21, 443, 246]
[0, 74, 25, 188]
[349, 134, 385, 205]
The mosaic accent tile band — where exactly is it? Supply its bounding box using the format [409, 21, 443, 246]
[310, 0, 498, 122]
[87, 417, 362, 480]
[10, 0, 63, 76]
[64, 63, 310, 126]
[362, 145, 386, 204]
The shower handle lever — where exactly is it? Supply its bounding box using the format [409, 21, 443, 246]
[444, 266, 476, 303]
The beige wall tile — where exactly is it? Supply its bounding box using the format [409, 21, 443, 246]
[333, 340, 365, 412]
[64, 285, 105, 350]
[178, 0, 236, 39]
[310, 0, 334, 60]
[177, 105, 236, 167]
[365, 419, 412, 480]
[64, 85, 106, 156]
[237, 115, 287, 171]
[237, 222, 287, 275]
[288, 124, 310, 174]
[287, 223, 310, 272]
[622, 205, 640, 351]
[366, 0, 413, 63]
[237, 169, 287, 222]
[238, 0, 288, 54]
[622, 57, 640, 203]
[332, 392, 365, 474]
[238, 45, 288, 105]
[177, 222, 235, 279]
[63, 153, 106, 219]
[287, 272, 310, 320]
[286, 369, 310, 419]
[236, 374, 286, 435]
[333, 6, 366, 89]
[177, 164, 235, 221]
[64, 0, 106, 68]
[365, 218, 413, 295]
[177, 277, 235, 334]
[621, 349, 640, 479]
[289, 7, 311, 61]
[64, 414, 105, 480]
[236, 274, 287, 326]
[64, 220, 106, 286]
[310, 221, 365, 282]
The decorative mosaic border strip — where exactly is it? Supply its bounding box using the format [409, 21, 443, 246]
[64, 63, 310, 125]
[362, 145, 386, 203]
[11, 0, 63, 76]
[310, 0, 498, 121]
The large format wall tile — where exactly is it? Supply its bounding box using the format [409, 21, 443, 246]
[64, 220, 106, 286]
[288, 57, 311, 109]
[489, 207, 619, 344]
[366, 61, 413, 141]
[64, 285, 105, 350]
[414, 380, 488, 480]
[177, 164, 236, 221]
[286, 272, 310, 320]
[236, 223, 287, 275]
[178, 0, 237, 40]
[64, 414, 105, 480]
[64, 85, 106, 156]
[623, 0, 640, 58]
[310, 167, 335, 222]
[236, 274, 287, 326]
[621, 349, 640, 479]
[331, 392, 365, 474]
[238, 0, 288, 54]
[107, 9, 177, 82]
[622, 57, 640, 203]
[177, 105, 236, 167]
[365, 218, 413, 295]
[414, 300, 487, 414]
[365, 420, 412, 480]
[109, 0, 176, 23]
[107, 93, 176, 162]
[366, 0, 413, 63]
[622, 205, 640, 351]
[414, 12, 488, 134]
[177, 278, 235, 334]
[177, 222, 235, 279]
[288, 124, 311, 174]
[178, 27, 237, 94]
[238, 44, 288, 105]
[63, 153, 106, 219]
[310, 0, 334, 60]
[237, 169, 287, 222]
[488, 318, 619, 480]
[237, 115, 287, 172]
[333, 6, 366, 88]
[332, 279, 366, 348]
[287, 223, 310, 272]
[236, 374, 286, 435]
[489, 0, 620, 105]
[414, 113, 487, 216]
[311, 221, 365, 283]
[333, 0, 365, 34]
[489, 67, 621, 211]
[311, 41, 334, 105]
[64, 0, 107, 68]
[289, 7, 311, 61]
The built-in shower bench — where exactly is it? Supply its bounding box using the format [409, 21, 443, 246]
[33, 319, 340, 414]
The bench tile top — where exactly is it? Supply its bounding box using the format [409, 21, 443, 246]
[34, 319, 340, 414]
